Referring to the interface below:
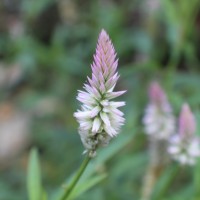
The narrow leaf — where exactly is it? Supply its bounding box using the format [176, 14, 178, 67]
[68, 173, 107, 200]
[27, 148, 42, 200]
[151, 164, 180, 200]
[194, 158, 200, 200]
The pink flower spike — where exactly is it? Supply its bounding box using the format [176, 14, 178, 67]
[179, 103, 196, 138]
[74, 29, 126, 156]
[168, 103, 200, 166]
[143, 81, 175, 140]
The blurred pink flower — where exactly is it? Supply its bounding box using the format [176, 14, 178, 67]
[168, 103, 200, 165]
[149, 81, 167, 107]
[179, 103, 196, 138]
[143, 81, 175, 139]
[74, 29, 126, 156]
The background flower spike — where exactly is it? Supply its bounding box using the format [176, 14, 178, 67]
[179, 103, 196, 138]
[168, 103, 200, 166]
[143, 81, 175, 140]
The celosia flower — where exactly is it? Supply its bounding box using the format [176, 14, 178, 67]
[168, 103, 200, 165]
[74, 29, 126, 156]
[143, 81, 175, 140]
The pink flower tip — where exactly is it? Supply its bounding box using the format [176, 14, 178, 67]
[149, 81, 166, 105]
[100, 29, 108, 37]
[179, 103, 196, 137]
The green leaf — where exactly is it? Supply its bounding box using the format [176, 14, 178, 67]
[42, 190, 48, 200]
[151, 164, 180, 200]
[169, 185, 193, 200]
[194, 158, 200, 200]
[52, 128, 136, 200]
[27, 148, 42, 200]
[68, 173, 107, 200]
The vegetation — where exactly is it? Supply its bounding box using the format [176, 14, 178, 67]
[0, 0, 200, 199]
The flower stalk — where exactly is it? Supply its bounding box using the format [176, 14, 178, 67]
[60, 154, 91, 200]
[60, 29, 126, 199]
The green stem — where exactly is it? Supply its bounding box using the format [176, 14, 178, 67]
[60, 154, 91, 200]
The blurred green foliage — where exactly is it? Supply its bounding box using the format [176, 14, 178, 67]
[0, 0, 200, 199]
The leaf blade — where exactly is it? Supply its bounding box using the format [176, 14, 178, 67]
[27, 148, 42, 200]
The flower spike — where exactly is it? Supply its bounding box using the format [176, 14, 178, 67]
[74, 29, 126, 157]
[143, 81, 175, 140]
[168, 103, 200, 165]
[179, 103, 196, 138]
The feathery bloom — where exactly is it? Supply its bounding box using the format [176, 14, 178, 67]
[74, 29, 126, 156]
[143, 81, 175, 140]
[168, 103, 200, 165]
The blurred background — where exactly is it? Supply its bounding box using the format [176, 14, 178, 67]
[0, 0, 200, 199]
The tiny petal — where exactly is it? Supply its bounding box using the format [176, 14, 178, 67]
[168, 146, 180, 154]
[92, 117, 101, 133]
[74, 111, 91, 119]
[80, 121, 92, 130]
[188, 140, 200, 156]
[106, 91, 126, 99]
[90, 106, 101, 118]
[101, 100, 109, 106]
[179, 154, 188, 164]
[104, 125, 117, 137]
[100, 112, 111, 126]
[109, 101, 126, 108]
[110, 107, 124, 116]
